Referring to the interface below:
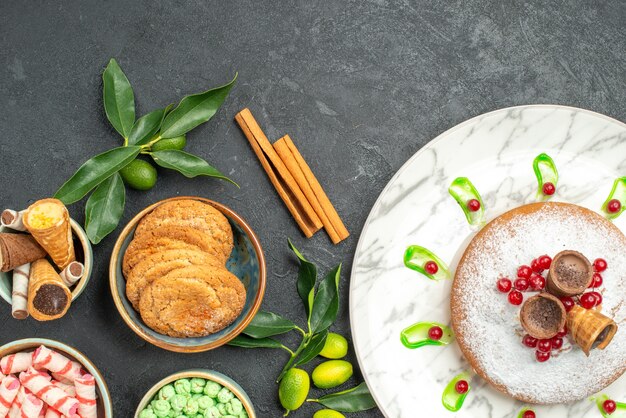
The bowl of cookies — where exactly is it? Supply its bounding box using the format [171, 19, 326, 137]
[109, 196, 266, 352]
[0, 199, 93, 321]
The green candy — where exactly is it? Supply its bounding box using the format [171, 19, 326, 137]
[184, 399, 200, 415]
[139, 410, 158, 418]
[197, 396, 215, 410]
[204, 406, 221, 418]
[152, 400, 171, 417]
[216, 403, 227, 415]
[217, 387, 234, 404]
[175, 379, 192, 395]
[191, 378, 206, 394]
[159, 385, 177, 401]
[170, 394, 188, 412]
[229, 399, 243, 414]
[203, 381, 222, 398]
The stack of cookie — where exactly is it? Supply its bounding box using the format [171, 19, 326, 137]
[123, 199, 246, 338]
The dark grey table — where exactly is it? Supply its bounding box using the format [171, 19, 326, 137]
[1, 1, 624, 416]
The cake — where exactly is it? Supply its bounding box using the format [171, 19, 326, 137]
[451, 202, 626, 404]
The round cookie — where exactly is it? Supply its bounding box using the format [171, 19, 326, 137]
[134, 200, 233, 263]
[125, 248, 222, 310]
[451, 202, 626, 404]
[139, 265, 246, 338]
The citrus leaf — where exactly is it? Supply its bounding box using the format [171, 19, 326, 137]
[160, 74, 237, 138]
[150, 150, 237, 186]
[55, 146, 141, 204]
[103, 59, 135, 139]
[294, 330, 328, 367]
[242, 311, 298, 339]
[289, 240, 317, 319]
[311, 383, 376, 412]
[84, 172, 125, 244]
[310, 264, 342, 334]
[127, 106, 171, 146]
[227, 334, 284, 349]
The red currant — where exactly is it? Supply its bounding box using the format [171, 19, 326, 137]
[560, 297, 575, 312]
[538, 255, 552, 270]
[424, 261, 439, 275]
[514, 278, 530, 291]
[467, 199, 481, 212]
[517, 265, 532, 279]
[523, 334, 538, 348]
[508, 290, 523, 305]
[428, 326, 443, 340]
[535, 350, 550, 362]
[580, 293, 596, 309]
[551, 336, 563, 350]
[594, 258, 608, 272]
[589, 291, 602, 306]
[497, 278, 512, 293]
[455, 380, 469, 394]
[523, 410, 536, 418]
[542, 182, 556, 195]
[529, 274, 546, 291]
[531, 258, 543, 273]
[603, 399, 617, 414]
[537, 339, 552, 352]
[557, 326, 568, 337]
[607, 199, 622, 213]
[590, 272, 603, 288]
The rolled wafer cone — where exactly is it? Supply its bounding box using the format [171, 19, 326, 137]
[28, 259, 72, 321]
[23, 198, 75, 270]
[546, 250, 593, 297]
[0, 233, 47, 272]
[566, 304, 617, 356]
[1, 209, 27, 231]
[520, 293, 566, 339]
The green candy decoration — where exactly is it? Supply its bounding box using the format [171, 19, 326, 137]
[190, 378, 207, 394]
[594, 394, 626, 417]
[184, 399, 200, 415]
[159, 385, 176, 401]
[152, 399, 171, 417]
[442, 372, 471, 412]
[229, 399, 243, 414]
[403, 245, 450, 281]
[517, 408, 536, 418]
[204, 406, 221, 418]
[217, 387, 235, 404]
[197, 395, 215, 410]
[170, 394, 187, 412]
[601, 177, 626, 220]
[204, 381, 222, 398]
[400, 322, 454, 349]
[175, 379, 192, 395]
[533, 153, 558, 201]
[139, 410, 158, 418]
[449, 177, 485, 226]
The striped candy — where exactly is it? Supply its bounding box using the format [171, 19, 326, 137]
[0, 375, 20, 416]
[19, 369, 78, 418]
[19, 394, 43, 418]
[51, 381, 75, 397]
[74, 374, 96, 418]
[0, 353, 33, 375]
[31, 347, 81, 383]
[8, 386, 26, 418]
[43, 408, 62, 418]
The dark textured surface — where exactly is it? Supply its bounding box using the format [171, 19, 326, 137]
[1, 1, 625, 416]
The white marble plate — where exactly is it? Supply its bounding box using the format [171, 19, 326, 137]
[350, 105, 626, 418]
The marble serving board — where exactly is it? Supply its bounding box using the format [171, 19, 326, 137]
[349, 105, 626, 418]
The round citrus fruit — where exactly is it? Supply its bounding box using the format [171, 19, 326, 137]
[313, 410, 346, 418]
[119, 159, 157, 191]
[279, 368, 309, 415]
[319, 333, 348, 359]
[312, 360, 353, 389]
[151, 135, 186, 151]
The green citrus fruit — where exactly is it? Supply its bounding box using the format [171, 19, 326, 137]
[311, 360, 353, 389]
[279, 368, 309, 415]
[151, 135, 186, 151]
[319, 333, 348, 359]
[313, 410, 346, 418]
[119, 159, 157, 191]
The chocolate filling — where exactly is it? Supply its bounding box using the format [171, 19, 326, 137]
[554, 255, 589, 287]
[592, 325, 613, 349]
[33, 284, 68, 315]
[0, 211, 14, 225]
[69, 262, 82, 276]
[527, 298, 563, 335]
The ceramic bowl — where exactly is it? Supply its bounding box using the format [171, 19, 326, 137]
[0, 218, 94, 305]
[109, 196, 266, 353]
[134, 369, 256, 417]
[0, 338, 113, 417]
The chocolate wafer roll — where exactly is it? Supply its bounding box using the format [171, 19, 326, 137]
[1, 209, 26, 231]
[27, 259, 72, 321]
[0, 233, 47, 272]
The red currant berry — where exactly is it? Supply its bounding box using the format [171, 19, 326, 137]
[542, 182, 556, 195]
[428, 326, 443, 340]
[607, 199, 622, 213]
[523, 334, 538, 348]
[537, 339, 552, 352]
[530, 258, 543, 273]
[589, 291, 603, 306]
[467, 199, 481, 212]
[535, 349, 550, 362]
[455, 380, 469, 394]
[560, 297, 575, 312]
[523, 410, 536, 418]
[529, 274, 546, 291]
[557, 326, 568, 337]
[424, 260, 439, 275]
[590, 272, 603, 288]
[603, 399, 617, 414]
[497, 278, 512, 293]
[517, 265, 532, 279]
[508, 290, 523, 305]
[594, 258, 608, 272]
[538, 255, 552, 270]
[514, 278, 530, 291]
[580, 293, 596, 309]
[551, 336, 563, 350]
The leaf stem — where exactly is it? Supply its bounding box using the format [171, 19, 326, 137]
[280, 345, 295, 356]
[276, 333, 311, 383]
[140, 134, 162, 149]
[295, 326, 306, 337]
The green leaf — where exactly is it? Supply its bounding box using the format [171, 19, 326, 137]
[84, 172, 125, 244]
[289, 240, 317, 319]
[227, 334, 284, 349]
[160, 74, 237, 138]
[294, 330, 328, 367]
[311, 383, 376, 412]
[242, 311, 298, 339]
[150, 150, 237, 186]
[309, 264, 342, 334]
[54, 146, 141, 204]
[103, 59, 135, 138]
[127, 106, 171, 146]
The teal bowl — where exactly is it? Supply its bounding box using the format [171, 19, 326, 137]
[0, 218, 94, 306]
[109, 196, 266, 353]
[0, 338, 113, 417]
[134, 369, 256, 417]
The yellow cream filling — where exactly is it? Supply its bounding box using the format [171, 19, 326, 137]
[26, 202, 65, 229]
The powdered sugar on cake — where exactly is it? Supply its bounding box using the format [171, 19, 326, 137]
[452, 203, 626, 404]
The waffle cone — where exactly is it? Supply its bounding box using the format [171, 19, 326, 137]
[23, 198, 75, 270]
[27, 259, 71, 321]
[0, 233, 47, 272]
[566, 305, 617, 356]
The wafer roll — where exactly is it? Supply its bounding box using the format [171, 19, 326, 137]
[27, 259, 72, 321]
[32, 346, 81, 383]
[7, 385, 25, 418]
[567, 305, 618, 356]
[11, 263, 30, 319]
[0, 234, 46, 273]
[20, 393, 44, 418]
[23, 199, 75, 271]
[0, 375, 20, 416]
[74, 374, 97, 418]
[19, 368, 79, 417]
[59, 262, 83, 287]
[52, 380, 76, 397]
[44, 408, 62, 418]
[1, 352, 33, 374]
[1, 210, 26, 232]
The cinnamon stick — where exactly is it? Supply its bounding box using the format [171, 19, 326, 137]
[274, 135, 349, 244]
[235, 108, 323, 237]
